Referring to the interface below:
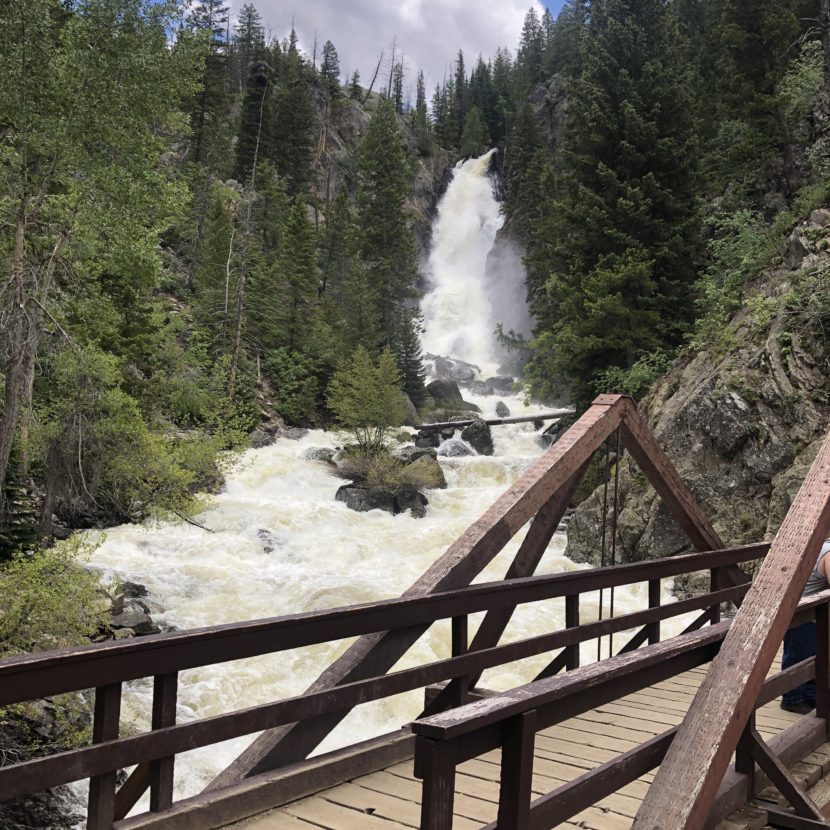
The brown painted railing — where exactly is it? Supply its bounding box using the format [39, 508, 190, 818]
[412, 589, 830, 830]
[0, 542, 765, 829]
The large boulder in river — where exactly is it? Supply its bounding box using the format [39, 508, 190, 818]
[496, 401, 510, 418]
[336, 485, 396, 515]
[461, 418, 494, 456]
[425, 354, 480, 383]
[335, 484, 428, 518]
[404, 455, 447, 489]
[399, 392, 421, 426]
[425, 379, 480, 412]
[438, 438, 476, 457]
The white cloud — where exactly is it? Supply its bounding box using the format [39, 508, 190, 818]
[233, 0, 545, 96]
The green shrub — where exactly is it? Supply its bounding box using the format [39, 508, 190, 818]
[594, 351, 672, 400]
[264, 348, 320, 424]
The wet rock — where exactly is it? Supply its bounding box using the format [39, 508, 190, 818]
[303, 447, 337, 463]
[122, 581, 148, 599]
[468, 381, 495, 396]
[280, 427, 309, 440]
[257, 528, 280, 553]
[425, 379, 481, 412]
[249, 428, 275, 449]
[335, 485, 397, 515]
[484, 376, 515, 392]
[394, 486, 429, 518]
[405, 455, 447, 489]
[810, 208, 830, 227]
[111, 611, 160, 637]
[495, 401, 510, 418]
[438, 438, 476, 457]
[461, 419, 494, 456]
[425, 354, 480, 383]
[415, 430, 441, 449]
[395, 445, 438, 464]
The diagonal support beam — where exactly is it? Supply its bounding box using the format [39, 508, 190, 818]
[747, 728, 824, 821]
[206, 396, 631, 790]
[633, 430, 830, 830]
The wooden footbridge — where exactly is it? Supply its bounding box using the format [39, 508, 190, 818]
[4, 394, 830, 830]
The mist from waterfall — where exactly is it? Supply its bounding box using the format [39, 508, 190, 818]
[421, 149, 530, 378]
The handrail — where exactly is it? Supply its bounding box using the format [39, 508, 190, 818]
[412, 589, 830, 830]
[0, 543, 761, 820]
[0, 542, 768, 707]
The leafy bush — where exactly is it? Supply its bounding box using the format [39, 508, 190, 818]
[594, 351, 672, 400]
[779, 41, 824, 127]
[327, 346, 405, 454]
[0, 537, 108, 658]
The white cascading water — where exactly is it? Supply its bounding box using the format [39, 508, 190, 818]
[81, 150, 696, 815]
[421, 149, 507, 377]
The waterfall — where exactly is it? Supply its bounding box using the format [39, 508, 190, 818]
[421, 149, 515, 378]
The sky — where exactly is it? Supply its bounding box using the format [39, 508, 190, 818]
[234, 0, 563, 94]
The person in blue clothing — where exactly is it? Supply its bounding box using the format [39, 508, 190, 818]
[781, 538, 830, 714]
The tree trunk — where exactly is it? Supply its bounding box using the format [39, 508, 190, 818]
[0, 207, 30, 516]
[823, 0, 830, 89]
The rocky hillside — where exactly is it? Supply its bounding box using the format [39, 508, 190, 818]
[567, 206, 830, 567]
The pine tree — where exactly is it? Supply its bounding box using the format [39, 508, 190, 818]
[503, 103, 544, 235]
[545, 0, 589, 77]
[412, 70, 433, 153]
[349, 70, 361, 99]
[235, 62, 273, 183]
[320, 40, 341, 96]
[188, 0, 230, 165]
[395, 312, 428, 407]
[516, 8, 545, 95]
[392, 63, 405, 113]
[459, 106, 490, 157]
[277, 198, 319, 352]
[272, 67, 316, 196]
[526, 0, 700, 406]
[234, 4, 265, 89]
[356, 100, 418, 348]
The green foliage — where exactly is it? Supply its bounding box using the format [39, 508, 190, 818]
[356, 100, 418, 346]
[327, 347, 405, 454]
[264, 348, 320, 424]
[0, 450, 39, 560]
[0, 537, 108, 657]
[779, 40, 825, 127]
[459, 106, 490, 157]
[594, 351, 672, 400]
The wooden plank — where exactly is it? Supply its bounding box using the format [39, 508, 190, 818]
[115, 731, 415, 830]
[497, 710, 536, 829]
[207, 396, 631, 788]
[633, 427, 830, 830]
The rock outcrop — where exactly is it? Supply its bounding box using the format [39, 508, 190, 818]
[567, 208, 830, 568]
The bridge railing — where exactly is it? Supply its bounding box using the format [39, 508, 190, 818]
[0, 542, 764, 829]
[412, 589, 830, 830]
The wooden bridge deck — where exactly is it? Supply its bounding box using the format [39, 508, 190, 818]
[227, 659, 810, 830]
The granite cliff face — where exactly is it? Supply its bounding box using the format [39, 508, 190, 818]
[566, 208, 830, 567]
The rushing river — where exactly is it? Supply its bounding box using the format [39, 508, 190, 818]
[82, 150, 692, 811]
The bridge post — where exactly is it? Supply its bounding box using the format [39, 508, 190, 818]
[149, 672, 178, 812]
[647, 579, 661, 645]
[87, 683, 121, 830]
[565, 594, 580, 670]
[497, 709, 537, 830]
[416, 734, 457, 830]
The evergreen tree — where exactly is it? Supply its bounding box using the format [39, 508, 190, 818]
[525, 0, 700, 406]
[235, 62, 273, 183]
[491, 47, 514, 144]
[392, 62, 405, 113]
[395, 312, 428, 407]
[459, 105, 490, 157]
[234, 4, 265, 89]
[503, 103, 544, 235]
[412, 70, 433, 153]
[356, 100, 419, 348]
[272, 67, 316, 195]
[516, 7, 545, 95]
[320, 40, 341, 96]
[277, 198, 319, 352]
[545, 0, 589, 77]
[188, 0, 230, 165]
